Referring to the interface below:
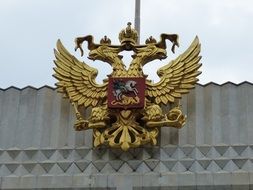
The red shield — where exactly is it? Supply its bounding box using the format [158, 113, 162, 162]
[108, 77, 145, 109]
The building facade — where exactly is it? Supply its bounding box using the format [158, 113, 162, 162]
[0, 82, 253, 189]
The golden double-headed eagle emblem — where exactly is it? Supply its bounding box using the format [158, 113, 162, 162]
[53, 23, 202, 151]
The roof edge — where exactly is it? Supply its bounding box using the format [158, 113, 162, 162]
[0, 81, 253, 91]
[0, 85, 56, 91]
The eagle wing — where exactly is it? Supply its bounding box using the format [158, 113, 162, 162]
[53, 40, 108, 107]
[146, 36, 202, 105]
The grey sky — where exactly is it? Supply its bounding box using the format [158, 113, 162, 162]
[0, 0, 253, 88]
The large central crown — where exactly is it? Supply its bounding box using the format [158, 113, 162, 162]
[118, 22, 138, 46]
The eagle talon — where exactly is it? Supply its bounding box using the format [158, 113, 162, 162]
[142, 104, 164, 122]
[88, 122, 106, 129]
[74, 119, 89, 131]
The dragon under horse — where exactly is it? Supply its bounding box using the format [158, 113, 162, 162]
[53, 23, 202, 151]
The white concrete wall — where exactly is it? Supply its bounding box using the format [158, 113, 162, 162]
[0, 82, 252, 189]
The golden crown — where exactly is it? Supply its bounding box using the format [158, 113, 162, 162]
[118, 22, 138, 45]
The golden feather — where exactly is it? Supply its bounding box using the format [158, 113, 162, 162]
[53, 40, 108, 108]
[146, 36, 202, 105]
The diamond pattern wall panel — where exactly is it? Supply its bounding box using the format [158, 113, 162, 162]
[0, 145, 252, 176]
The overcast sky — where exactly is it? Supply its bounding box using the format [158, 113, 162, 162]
[0, 0, 253, 88]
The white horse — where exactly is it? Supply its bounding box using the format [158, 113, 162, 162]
[125, 80, 138, 95]
[113, 80, 138, 101]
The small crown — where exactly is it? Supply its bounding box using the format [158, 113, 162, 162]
[100, 36, 111, 45]
[119, 22, 138, 45]
[145, 36, 157, 44]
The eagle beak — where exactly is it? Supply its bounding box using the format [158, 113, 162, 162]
[158, 52, 167, 60]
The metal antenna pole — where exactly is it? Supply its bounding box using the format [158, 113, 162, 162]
[134, 0, 141, 44]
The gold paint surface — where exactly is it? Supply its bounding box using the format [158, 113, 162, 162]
[53, 23, 202, 151]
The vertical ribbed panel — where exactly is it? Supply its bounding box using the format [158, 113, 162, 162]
[237, 83, 250, 144]
[176, 82, 252, 146]
[0, 83, 252, 148]
[14, 87, 37, 148]
[209, 84, 222, 145]
[243, 83, 253, 144]
[246, 83, 253, 144]
[0, 88, 20, 149]
[35, 87, 54, 148]
[179, 85, 197, 145]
